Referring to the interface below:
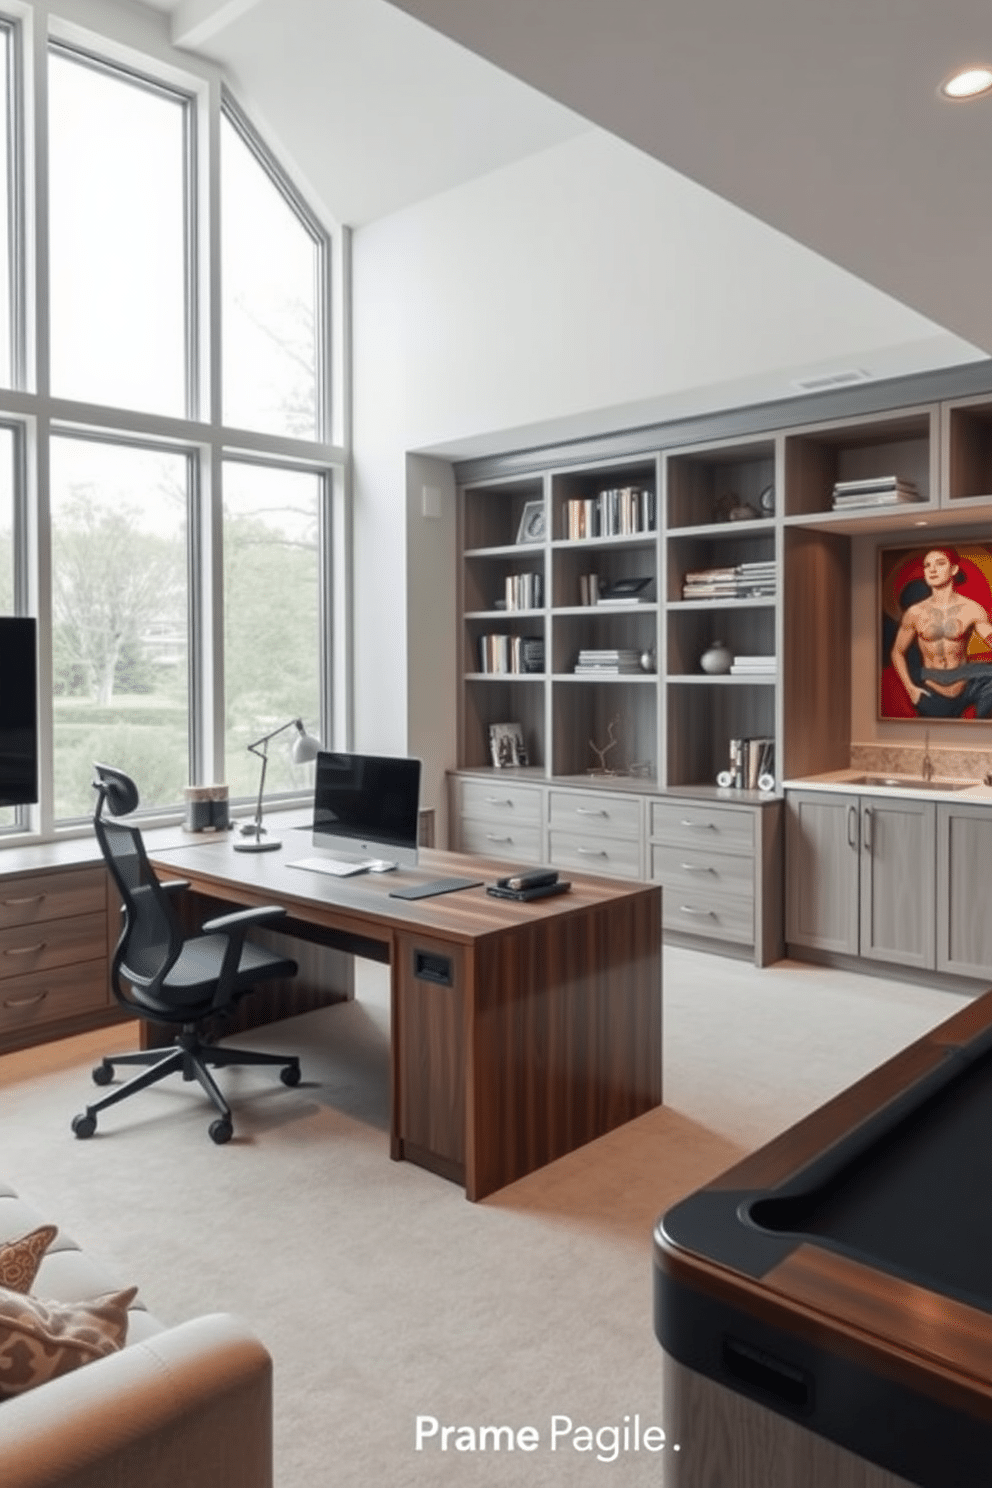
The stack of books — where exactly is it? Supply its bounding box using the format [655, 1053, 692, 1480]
[682, 561, 776, 600]
[564, 487, 655, 540]
[728, 737, 775, 790]
[729, 654, 777, 676]
[831, 475, 919, 510]
[478, 634, 545, 674]
[503, 572, 543, 611]
[573, 648, 643, 675]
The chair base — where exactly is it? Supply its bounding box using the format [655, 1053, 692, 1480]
[72, 1029, 301, 1143]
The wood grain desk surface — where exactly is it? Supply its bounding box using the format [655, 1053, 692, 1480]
[146, 828, 660, 946]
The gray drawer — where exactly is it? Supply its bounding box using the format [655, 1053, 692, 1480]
[549, 831, 642, 880]
[458, 820, 543, 862]
[549, 790, 641, 839]
[651, 843, 754, 901]
[459, 778, 542, 824]
[651, 800, 753, 854]
[663, 892, 754, 947]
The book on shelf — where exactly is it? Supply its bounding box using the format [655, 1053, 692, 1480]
[478, 633, 545, 674]
[564, 486, 655, 540]
[503, 572, 543, 611]
[579, 573, 601, 606]
[573, 664, 644, 674]
[574, 646, 642, 675]
[682, 560, 777, 601]
[726, 736, 775, 790]
[831, 475, 919, 510]
[729, 654, 777, 675]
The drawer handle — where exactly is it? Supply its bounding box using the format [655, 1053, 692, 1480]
[2, 894, 45, 906]
[485, 833, 512, 842]
[679, 905, 716, 917]
[680, 863, 715, 874]
[577, 847, 608, 857]
[5, 942, 46, 956]
[680, 819, 715, 830]
[484, 797, 513, 807]
[575, 807, 608, 817]
[3, 991, 48, 1008]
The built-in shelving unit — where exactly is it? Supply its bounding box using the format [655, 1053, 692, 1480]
[452, 370, 992, 963]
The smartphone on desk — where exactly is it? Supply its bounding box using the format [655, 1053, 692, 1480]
[495, 868, 559, 892]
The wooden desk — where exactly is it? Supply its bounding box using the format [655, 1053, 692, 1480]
[654, 990, 992, 1487]
[146, 836, 663, 1200]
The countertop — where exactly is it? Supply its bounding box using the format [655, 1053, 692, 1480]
[784, 768, 992, 803]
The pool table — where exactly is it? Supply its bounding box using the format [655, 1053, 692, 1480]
[655, 989, 992, 1488]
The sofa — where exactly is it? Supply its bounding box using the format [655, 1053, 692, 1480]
[0, 1180, 272, 1488]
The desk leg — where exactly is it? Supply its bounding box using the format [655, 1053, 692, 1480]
[391, 889, 661, 1201]
[467, 892, 662, 1199]
[390, 931, 467, 1188]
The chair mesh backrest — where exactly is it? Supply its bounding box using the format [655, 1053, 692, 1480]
[95, 817, 182, 989]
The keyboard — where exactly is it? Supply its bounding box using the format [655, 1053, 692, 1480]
[287, 855, 378, 878]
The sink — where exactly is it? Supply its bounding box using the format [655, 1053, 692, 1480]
[846, 774, 971, 793]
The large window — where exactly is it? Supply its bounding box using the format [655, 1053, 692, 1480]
[221, 109, 323, 439]
[0, 19, 342, 836]
[48, 48, 190, 417]
[50, 437, 190, 819]
[223, 462, 321, 796]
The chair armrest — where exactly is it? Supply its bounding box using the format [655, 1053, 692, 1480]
[159, 879, 190, 895]
[200, 905, 287, 936]
[0, 1314, 272, 1488]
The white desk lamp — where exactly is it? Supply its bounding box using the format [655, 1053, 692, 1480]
[234, 717, 321, 853]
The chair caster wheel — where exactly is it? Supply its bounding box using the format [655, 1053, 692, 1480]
[280, 1063, 301, 1087]
[209, 1118, 233, 1145]
[92, 1061, 114, 1086]
[72, 1113, 97, 1139]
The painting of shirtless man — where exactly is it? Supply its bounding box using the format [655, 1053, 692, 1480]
[881, 544, 992, 719]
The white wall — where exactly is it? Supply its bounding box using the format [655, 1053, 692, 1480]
[351, 128, 977, 820]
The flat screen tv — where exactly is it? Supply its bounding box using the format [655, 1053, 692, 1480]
[0, 616, 37, 807]
[311, 751, 421, 869]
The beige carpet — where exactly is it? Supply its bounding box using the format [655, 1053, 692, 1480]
[0, 947, 969, 1486]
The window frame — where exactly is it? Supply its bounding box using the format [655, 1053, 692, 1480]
[0, 12, 347, 841]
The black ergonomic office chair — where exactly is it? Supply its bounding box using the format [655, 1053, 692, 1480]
[72, 763, 301, 1144]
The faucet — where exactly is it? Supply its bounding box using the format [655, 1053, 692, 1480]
[921, 730, 933, 782]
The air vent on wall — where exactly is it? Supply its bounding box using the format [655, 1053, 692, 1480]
[792, 369, 873, 393]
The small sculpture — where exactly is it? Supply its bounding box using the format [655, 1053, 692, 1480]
[589, 714, 621, 774]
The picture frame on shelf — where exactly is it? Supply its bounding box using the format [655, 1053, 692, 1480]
[879, 541, 992, 721]
[489, 721, 528, 768]
[515, 500, 546, 545]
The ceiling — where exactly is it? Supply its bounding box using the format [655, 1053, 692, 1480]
[159, 0, 590, 227]
[150, 0, 992, 376]
[385, 0, 992, 357]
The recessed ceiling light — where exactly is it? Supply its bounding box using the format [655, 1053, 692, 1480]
[940, 66, 992, 100]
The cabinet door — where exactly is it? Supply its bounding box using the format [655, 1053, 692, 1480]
[937, 803, 992, 978]
[859, 796, 935, 969]
[785, 791, 859, 954]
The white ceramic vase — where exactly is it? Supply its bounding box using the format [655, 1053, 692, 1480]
[700, 640, 733, 675]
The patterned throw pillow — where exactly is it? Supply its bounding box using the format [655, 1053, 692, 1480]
[0, 1226, 58, 1294]
[0, 1284, 137, 1398]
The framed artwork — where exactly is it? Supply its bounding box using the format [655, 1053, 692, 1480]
[489, 721, 528, 768]
[879, 542, 992, 720]
[515, 500, 546, 545]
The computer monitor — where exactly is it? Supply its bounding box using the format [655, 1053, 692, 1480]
[311, 751, 422, 869]
[0, 616, 37, 807]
